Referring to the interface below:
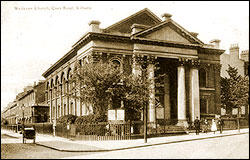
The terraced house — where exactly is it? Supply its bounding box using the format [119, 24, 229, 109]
[2, 80, 49, 124]
[42, 8, 225, 127]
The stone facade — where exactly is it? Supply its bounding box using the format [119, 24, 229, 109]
[42, 8, 225, 126]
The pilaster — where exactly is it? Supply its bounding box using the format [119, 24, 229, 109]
[213, 63, 221, 114]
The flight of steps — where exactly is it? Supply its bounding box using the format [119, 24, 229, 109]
[163, 125, 189, 135]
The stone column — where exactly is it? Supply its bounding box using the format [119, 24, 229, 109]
[147, 56, 156, 124]
[148, 63, 155, 123]
[164, 75, 171, 120]
[189, 60, 200, 122]
[177, 60, 188, 127]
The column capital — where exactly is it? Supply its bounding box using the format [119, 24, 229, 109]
[133, 54, 144, 65]
[91, 51, 102, 62]
[178, 58, 200, 67]
[213, 63, 221, 73]
[177, 58, 188, 66]
[146, 55, 157, 64]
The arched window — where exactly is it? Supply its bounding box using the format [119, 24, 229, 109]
[112, 59, 121, 69]
[199, 68, 207, 87]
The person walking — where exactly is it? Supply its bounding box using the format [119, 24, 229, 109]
[194, 117, 200, 135]
[211, 119, 217, 134]
[217, 117, 224, 134]
[203, 119, 209, 133]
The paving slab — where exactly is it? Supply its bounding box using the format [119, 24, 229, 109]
[36, 141, 106, 152]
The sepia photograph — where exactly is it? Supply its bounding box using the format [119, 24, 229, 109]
[1, 1, 249, 159]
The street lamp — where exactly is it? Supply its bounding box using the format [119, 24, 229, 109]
[141, 59, 148, 144]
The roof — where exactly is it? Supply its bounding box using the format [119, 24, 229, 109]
[103, 8, 162, 33]
[42, 8, 225, 78]
[132, 18, 204, 45]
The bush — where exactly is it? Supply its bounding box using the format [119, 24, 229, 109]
[74, 114, 107, 125]
[57, 114, 77, 124]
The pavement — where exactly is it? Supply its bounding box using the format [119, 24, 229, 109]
[1, 128, 249, 152]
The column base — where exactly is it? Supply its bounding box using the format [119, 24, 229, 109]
[176, 119, 189, 128]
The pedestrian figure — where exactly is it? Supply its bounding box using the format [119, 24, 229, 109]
[211, 119, 217, 134]
[194, 117, 200, 135]
[217, 117, 224, 134]
[203, 119, 209, 133]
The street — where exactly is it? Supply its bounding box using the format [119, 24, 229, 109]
[1, 134, 94, 159]
[1, 132, 249, 159]
[65, 133, 249, 159]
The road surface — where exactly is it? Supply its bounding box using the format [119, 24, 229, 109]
[65, 133, 249, 159]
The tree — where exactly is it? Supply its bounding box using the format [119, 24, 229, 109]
[221, 65, 249, 130]
[68, 60, 151, 121]
[221, 65, 249, 114]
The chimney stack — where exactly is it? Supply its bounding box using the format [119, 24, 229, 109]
[229, 44, 239, 50]
[89, 20, 101, 33]
[210, 39, 221, 49]
[229, 44, 240, 59]
[161, 13, 172, 21]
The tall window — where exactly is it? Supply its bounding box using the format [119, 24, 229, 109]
[64, 104, 66, 116]
[200, 98, 207, 114]
[71, 102, 74, 115]
[58, 105, 61, 117]
[199, 68, 207, 87]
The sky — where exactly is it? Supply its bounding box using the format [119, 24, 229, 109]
[1, 1, 249, 111]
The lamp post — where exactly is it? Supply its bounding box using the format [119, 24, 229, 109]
[237, 106, 241, 132]
[142, 59, 148, 143]
[143, 103, 147, 143]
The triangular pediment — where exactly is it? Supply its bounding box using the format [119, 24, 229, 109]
[145, 25, 191, 43]
[103, 8, 162, 34]
[134, 20, 204, 45]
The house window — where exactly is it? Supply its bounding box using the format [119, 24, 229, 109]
[199, 68, 207, 87]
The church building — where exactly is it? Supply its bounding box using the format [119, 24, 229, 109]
[42, 8, 225, 127]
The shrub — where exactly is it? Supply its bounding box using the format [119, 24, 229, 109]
[57, 114, 77, 124]
[74, 114, 107, 125]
